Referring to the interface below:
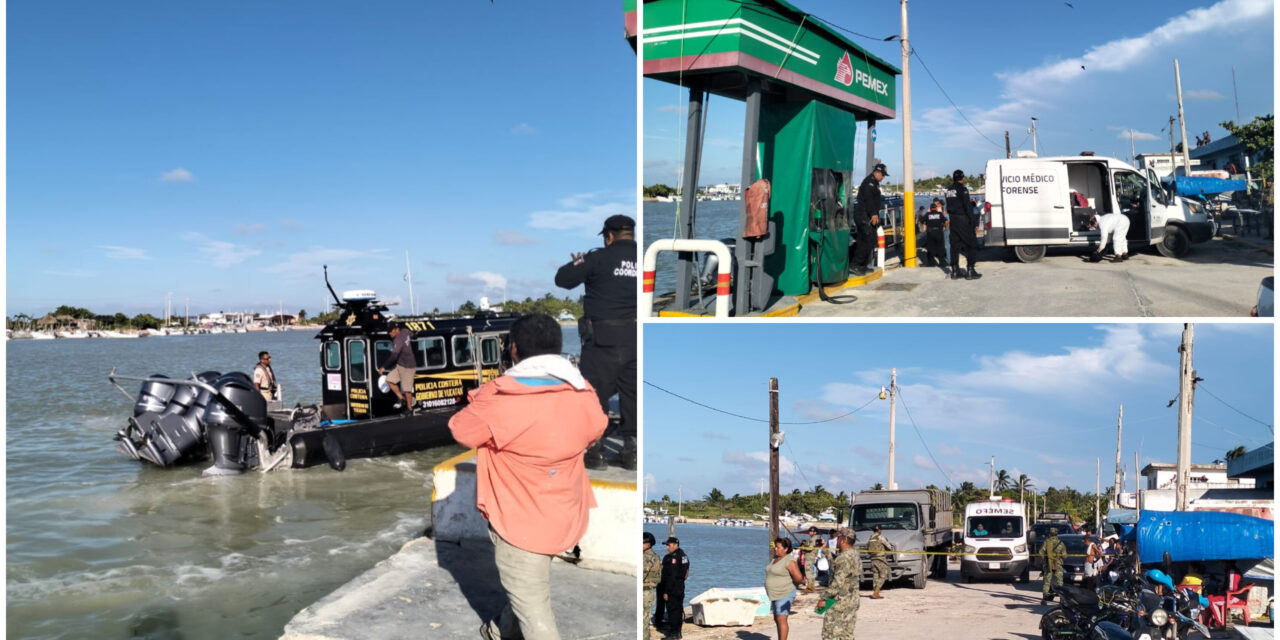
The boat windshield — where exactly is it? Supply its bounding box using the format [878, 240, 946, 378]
[852, 504, 918, 531]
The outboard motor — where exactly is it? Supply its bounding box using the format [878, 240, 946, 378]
[136, 372, 221, 467]
[203, 373, 269, 474]
[116, 375, 175, 459]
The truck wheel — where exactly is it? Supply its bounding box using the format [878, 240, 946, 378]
[1157, 226, 1190, 258]
[1014, 245, 1047, 263]
[912, 570, 927, 589]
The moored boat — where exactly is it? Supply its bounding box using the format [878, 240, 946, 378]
[110, 269, 517, 475]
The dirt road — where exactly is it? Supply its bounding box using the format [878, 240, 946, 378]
[650, 561, 1053, 640]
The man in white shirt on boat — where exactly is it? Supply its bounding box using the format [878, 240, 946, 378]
[253, 351, 278, 402]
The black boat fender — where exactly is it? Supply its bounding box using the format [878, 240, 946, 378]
[322, 432, 346, 472]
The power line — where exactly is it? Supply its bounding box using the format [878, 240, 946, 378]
[1198, 383, 1273, 433]
[644, 380, 880, 424]
[893, 388, 953, 487]
[909, 47, 1004, 152]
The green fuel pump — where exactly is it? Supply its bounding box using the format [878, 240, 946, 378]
[760, 100, 857, 297]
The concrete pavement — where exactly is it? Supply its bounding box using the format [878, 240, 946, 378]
[796, 237, 1272, 317]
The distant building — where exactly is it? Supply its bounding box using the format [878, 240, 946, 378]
[1135, 153, 1201, 180]
[1189, 134, 1261, 179]
[1130, 458, 1271, 518]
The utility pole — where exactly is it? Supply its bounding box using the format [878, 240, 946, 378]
[1232, 67, 1241, 122]
[1095, 457, 1101, 533]
[769, 377, 780, 551]
[1176, 324, 1196, 511]
[1134, 450, 1141, 572]
[1169, 116, 1178, 175]
[899, 0, 917, 268]
[887, 368, 898, 490]
[1113, 405, 1123, 508]
[678, 486, 683, 518]
[1129, 130, 1136, 165]
[988, 456, 995, 496]
[1005, 131, 1011, 159]
[185, 297, 190, 327]
[405, 251, 416, 316]
[1175, 59, 1192, 178]
[1030, 117, 1039, 155]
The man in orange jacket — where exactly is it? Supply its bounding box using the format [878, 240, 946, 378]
[450, 313, 609, 640]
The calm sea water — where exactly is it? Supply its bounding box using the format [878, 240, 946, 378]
[6, 327, 578, 640]
[642, 522, 774, 608]
[643, 200, 741, 298]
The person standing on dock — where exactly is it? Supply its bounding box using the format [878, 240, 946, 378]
[921, 198, 949, 271]
[643, 532, 661, 635]
[851, 164, 887, 276]
[554, 214, 637, 471]
[867, 525, 893, 599]
[253, 351, 278, 402]
[803, 526, 823, 593]
[822, 527, 862, 640]
[945, 170, 982, 280]
[659, 536, 690, 640]
[376, 324, 416, 412]
[448, 313, 609, 640]
[1040, 527, 1067, 605]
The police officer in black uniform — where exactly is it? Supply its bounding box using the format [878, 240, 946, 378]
[554, 214, 638, 470]
[945, 170, 982, 280]
[659, 536, 690, 640]
[851, 163, 888, 276]
[921, 198, 949, 271]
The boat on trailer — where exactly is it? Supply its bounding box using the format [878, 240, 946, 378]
[111, 269, 516, 474]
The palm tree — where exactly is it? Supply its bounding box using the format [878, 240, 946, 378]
[1224, 446, 1248, 461]
[996, 469, 1012, 491]
[1016, 474, 1034, 504]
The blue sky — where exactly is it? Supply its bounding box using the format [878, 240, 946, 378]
[642, 323, 1274, 501]
[643, 0, 1275, 186]
[7, 2, 636, 318]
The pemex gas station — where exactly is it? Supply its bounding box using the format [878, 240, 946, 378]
[632, 0, 909, 317]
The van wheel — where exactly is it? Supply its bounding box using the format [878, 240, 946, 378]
[912, 570, 927, 589]
[1157, 226, 1190, 258]
[1014, 245, 1047, 263]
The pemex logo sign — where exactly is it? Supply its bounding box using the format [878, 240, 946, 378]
[834, 51, 890, 98]
[834, 52, 854, 86]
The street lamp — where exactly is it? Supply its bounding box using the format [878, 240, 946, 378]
[1029, 117, 1039, 156]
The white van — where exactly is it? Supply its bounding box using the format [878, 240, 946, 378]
[984, 155, 1213, 262]
[960, 499, 1029, 583]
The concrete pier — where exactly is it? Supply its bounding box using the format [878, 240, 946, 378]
[283, 443, 638, 639]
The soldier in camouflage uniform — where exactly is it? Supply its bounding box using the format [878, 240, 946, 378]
[867, 525, 892, 599]
[1040, 527, 1067, 604]
[804, 526, 823, 592]
[643, 532, 661, 632]
[822, 527, 862, 640]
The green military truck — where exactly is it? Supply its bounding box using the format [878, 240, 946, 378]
[848, 488, 953, 589]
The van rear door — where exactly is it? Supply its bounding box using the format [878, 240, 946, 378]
[993, 161, 1070, 245]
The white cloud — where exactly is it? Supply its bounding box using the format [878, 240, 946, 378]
[724, 450, 796, 476]
[1185, 90, 1225, 100]
[657, 104, 686, 114]
[261, 247, 373, 279]
[42, 269, 94, 278]
[234, 223, 266, 235]
[180, 232, 261, 268]
[937, 444, 964, 456]
[98, 245, 150, 260]
[492, 229, 540, 246]
[1112, 128, 1159, 142]
[854, 446, 886, 462]
[280, 219, 303, 231]
[511, 123, 537, 135]
[998, 0, 1272, 98]
[528, 192, 634, 235]
[160, 168, 195, 183]
[957, 325, 1169, 395]
[791, 398, 861, 424]
[447, 271, 508, 292]
[912, 454, 934, 470]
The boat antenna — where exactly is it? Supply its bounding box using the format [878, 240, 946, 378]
[322, 265, 342, 307]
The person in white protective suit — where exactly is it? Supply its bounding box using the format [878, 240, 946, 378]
[1089, 211, 1130, 262]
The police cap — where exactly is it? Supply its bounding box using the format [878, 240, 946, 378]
[664, 536, 680, 545]
[874, 163, 890, 176]
[599, 214, 636, 235]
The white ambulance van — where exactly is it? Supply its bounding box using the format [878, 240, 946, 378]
[960, 498, 1029, 583]
[984, 155, 1213, 262]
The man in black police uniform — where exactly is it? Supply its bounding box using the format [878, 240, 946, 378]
[921, 197, 949, 272]
[851, 163, 888, 276]
[554, 214, 638, 471]
[945, 169, 982, 280]
[659, 536, 690, 640]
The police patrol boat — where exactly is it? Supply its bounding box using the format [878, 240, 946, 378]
[110, 270, 515, 475]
